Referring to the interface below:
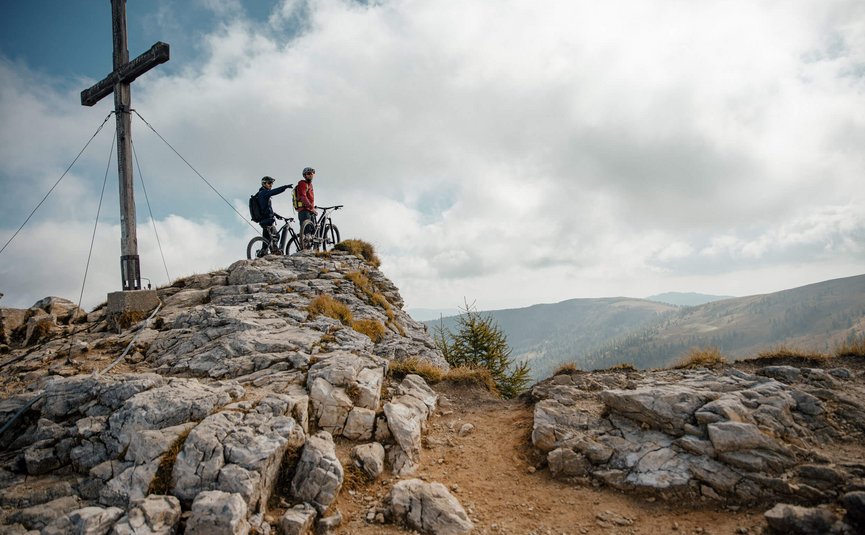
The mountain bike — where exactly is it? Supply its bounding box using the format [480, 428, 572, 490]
[246, 214, 303, 259]
[300, 205, 343, 251]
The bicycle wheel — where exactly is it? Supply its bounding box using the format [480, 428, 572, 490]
[301, 220, 316, 250]
[286, 235, 302, 255]
[322, 224, 340, 251]
[246, 237, 268, 259]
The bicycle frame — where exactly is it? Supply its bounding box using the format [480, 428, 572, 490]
[275, 215, 299, 251]
[301, 205, 342, 250]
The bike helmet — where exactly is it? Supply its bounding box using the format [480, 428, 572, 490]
[302, 167, 315, 176]
[261, 176, 275, 185]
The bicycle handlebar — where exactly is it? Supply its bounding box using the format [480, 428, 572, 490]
[274, 214, 295, 222]
[314, 205, 343, 211]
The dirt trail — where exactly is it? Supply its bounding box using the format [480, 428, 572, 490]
[332, 383, 767, 534]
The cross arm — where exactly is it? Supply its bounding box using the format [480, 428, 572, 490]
[81, 42, 170, 106]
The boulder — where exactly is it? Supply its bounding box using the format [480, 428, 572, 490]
[840, 491, 865, 528]
[110, 495, 182, 535]
[290, 431, 343, 514]
[306, 352, 386, 437]
[41, 506, 124, 535]
[279, 503, 317, 535]
[172, 401, 305, 512]
[763, 503, 839, 535]
[185, 490, 250, 535]
[388, 479, 473, 535]
[351, 442, 386, 480]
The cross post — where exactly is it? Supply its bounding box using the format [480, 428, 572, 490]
[80, 0, 169, 293]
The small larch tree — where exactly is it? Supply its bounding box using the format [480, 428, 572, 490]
[434, 302, 531, 399]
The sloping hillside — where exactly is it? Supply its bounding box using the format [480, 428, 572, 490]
[426, 297, 677, 379]
[429, 274, 865, 375]
[587, 274, 865, 369]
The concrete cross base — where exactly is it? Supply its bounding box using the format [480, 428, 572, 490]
[107, 290, 160, 316]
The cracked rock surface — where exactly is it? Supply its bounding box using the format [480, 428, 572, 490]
[532, 365, 865, 505]
[0, 251, 450, 534]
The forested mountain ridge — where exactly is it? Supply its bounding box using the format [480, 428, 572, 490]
[589, 273, 865, 370]
[426, 297, 678, 380]
[426, 274, 865, 378]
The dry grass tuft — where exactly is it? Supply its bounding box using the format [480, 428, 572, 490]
[345, 271, 375, 296]
[673, 347, 727, 369]
[834, 336, 865, 358]
[596, 362, 639, 372]
[342, 463, 372, 492]
[344, 382, 362, 404]
[371, 293, 395, 322]
[351, 318, 386, 343]
[389, 357, 446, 383]
[553, 362, 582, 376]
[268, 446, 304, 511]
[148, 429, 191, 495]
[442, 366, 499, 395]
[334, 239, 382, 268]
[307, 294, 353, 325]
[755, 345, 828, 362]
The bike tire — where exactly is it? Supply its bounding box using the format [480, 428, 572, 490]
[322, 224, 340, 251]
[301, 220, 316, 250]
[246, 237, 268, 259]
[286, 235, 302, 255]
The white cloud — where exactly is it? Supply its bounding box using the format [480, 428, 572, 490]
[2, 0, 864, 312]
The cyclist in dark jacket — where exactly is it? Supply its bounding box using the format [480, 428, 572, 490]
[256, 176, 290, 254]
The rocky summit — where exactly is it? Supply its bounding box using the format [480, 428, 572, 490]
[0, 249, 863, 535]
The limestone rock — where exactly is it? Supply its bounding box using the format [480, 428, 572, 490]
[599, 385, 713, 435]
[41, 505, 124, 535]
[185, 490, 250, 535]
[0, 250, 452, 534]
[315, 510, 342, 534]
[172, 399, 305, 512]
[548, 447, 590, 477]
[8, 495, 81, 531]
[110, 495, 182, 535]
[840, 491, 865, 528]
[280, 503, 317, 535]
[306, 352, 386, 437]
[763, 503, 840, 535]
[388, 479, 473, 535]
[290, 431, 343, 514]
[531, 366, 864, 503]
[351, 442, 386, 480]
[382, 374, 437, 475]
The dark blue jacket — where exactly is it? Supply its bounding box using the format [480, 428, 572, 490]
[256, 185, 289, 226]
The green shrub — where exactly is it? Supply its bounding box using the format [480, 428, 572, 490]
[434, 302, 530, 399]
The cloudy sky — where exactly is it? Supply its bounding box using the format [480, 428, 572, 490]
[1, 0, 863, 315]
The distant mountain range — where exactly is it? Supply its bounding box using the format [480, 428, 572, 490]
[644, 292, 734, 306]
[407, 308, 461, 322]
[425, 274, 865, 379]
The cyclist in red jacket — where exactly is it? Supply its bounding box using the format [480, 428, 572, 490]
[295, 167, 316, 244]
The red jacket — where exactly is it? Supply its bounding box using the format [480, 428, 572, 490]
[296, 179, 314, 213]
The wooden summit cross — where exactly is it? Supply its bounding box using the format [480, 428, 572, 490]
[80, 0, 169, 293]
